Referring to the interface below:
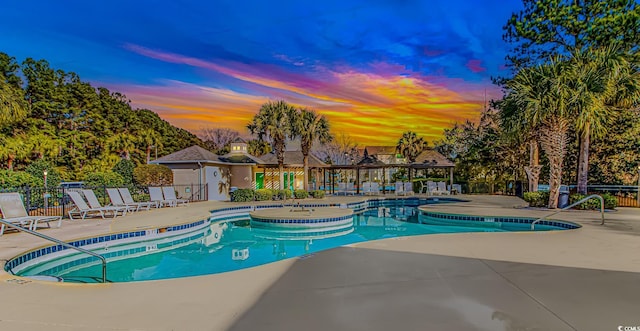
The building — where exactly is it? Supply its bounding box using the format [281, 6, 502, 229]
[151, 139, 263, 201]
[151, 139, 328, 200]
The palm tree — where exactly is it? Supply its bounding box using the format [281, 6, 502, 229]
[138, 129, 163, 164]
[247, 100, 296, 189]
[506, 59, 572, 208]
[396, 131, 426, 163]
[107, 133, 137, 160]
[0, 135, 29, 170]
[247, 139, 271, 156]
[0, 77, 27, 125]
[292, 108, 332, 191]
[569, 45, 640, 194]
[499, 96, 542, 192]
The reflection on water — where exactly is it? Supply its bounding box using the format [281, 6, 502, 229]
[16, 204, 552, 283]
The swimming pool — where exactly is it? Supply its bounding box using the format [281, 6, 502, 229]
[6, 198, 579, 283]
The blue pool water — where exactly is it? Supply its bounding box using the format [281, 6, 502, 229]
[13, 201, 571, 283]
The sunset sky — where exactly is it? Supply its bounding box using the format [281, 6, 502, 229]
[0, 0, 521, 145]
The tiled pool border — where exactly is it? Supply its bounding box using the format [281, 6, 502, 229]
[5, 196, 578, 276]
[5, 220, 208, 273]
[421, 211, 581, 229]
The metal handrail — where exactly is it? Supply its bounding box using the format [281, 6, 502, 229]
[0, 220, 107, 283]
[531, 194, 605, 230]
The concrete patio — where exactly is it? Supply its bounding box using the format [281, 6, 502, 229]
[1, 195, 638, 331]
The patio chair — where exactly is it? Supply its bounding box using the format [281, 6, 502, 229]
[395, 182, 404, 195]
[337, 182, 347, 196]
[149, 187, 175, 207]
[426, 181, 438, 195]
[361, 182, 371, 195]
[452, 184, 462, 195]
[67, 191, 125, 220]
[436, 182, 450, 195]
[106, 188, 140, 213]
[162, 187, 189, 206]
[82, 190, 129, 216]
[404, 182, 414, 196]
[0, 192, 62, 235]
[347, 182, 357, 195]
[371, 182, 380, 195]
[118, 188, 156, 209]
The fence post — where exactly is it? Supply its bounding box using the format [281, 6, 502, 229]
[62, 187, 66, 219]
[25, 185, 31, 215]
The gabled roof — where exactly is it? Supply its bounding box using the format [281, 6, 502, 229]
[231, 137, 247, 143]
[259, 151, 329, 167]
[357, 155, 386, 167]
[359, 146, 397, 156]
[413, 149, 454, 167]
[152, 145, 222, 164]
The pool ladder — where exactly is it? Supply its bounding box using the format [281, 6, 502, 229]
[0, 220, 107, 283]
[530, 194, 604, 230]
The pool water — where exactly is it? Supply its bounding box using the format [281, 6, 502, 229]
[14, 204, 565, 283]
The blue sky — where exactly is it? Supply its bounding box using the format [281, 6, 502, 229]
[0, 0, 523, 144]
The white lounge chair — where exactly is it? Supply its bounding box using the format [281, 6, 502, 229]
[436, 182, 450, 195]
[0, 192, 62, 235]
[404, 182, 414, 196]
[106, 188, 140, 213]
[118, 188, 156, 209]
[149, 187, 175, 207]
[395, 182, 404, 195]
[162, 187, 189, 206]
[426, 181, 438, 195]
[361, 182, 371, 195]
[337, 182, 347, 196]
[371, 182, 380, 195]
[452, 184, 462, 195]
[67, 191, 124, 220]
[82, 189, 129, 216]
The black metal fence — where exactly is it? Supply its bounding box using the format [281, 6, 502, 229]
[0, 184, 208, 219]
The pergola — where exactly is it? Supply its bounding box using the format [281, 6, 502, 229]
[322, 149, 455, 195]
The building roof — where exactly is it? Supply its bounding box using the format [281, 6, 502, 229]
[152, 145, 222, 164]
[218, 154, 264, 164]
[359, 146, 397, 156]
[413, 149, 455, 167]
[231, 137, 247, 143]
[259, 151, 329, 167]
[357, 155, 387, 167]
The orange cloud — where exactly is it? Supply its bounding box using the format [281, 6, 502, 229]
[120, 46, 500, 145]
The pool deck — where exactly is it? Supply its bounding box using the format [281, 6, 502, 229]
[1, 194, 639, 331]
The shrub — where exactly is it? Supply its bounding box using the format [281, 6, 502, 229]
[311, 190, 325, 199]
[230, 189, 255, 202]
[0, 170, 42, 189]
[255, 188, 274, 201]
[602, 193, 618, 210]
[523, 191, 549, 207]
[571, 193, 617, 210]
[83, 171, 125, 188]
[276, 189, 292, 200]
[133, 164, 173, 186]
[294, 189, 308, 199]
[112, 159, 136, 185]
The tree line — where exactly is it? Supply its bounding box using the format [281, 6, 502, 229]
[0, 53, 201, 187]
